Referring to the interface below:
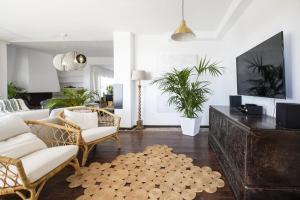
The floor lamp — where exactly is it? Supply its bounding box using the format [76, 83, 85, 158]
[132, 70, 146, 130]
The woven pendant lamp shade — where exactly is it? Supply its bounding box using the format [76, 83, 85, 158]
[62, 51, 76, 71]
[53, 54, 65, 71]
[53, 51, 87, 71]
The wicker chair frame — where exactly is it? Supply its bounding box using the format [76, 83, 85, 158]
[57, 107, 121, 166]
[0, 120, 82, 200]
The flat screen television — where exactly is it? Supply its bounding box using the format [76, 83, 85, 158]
[236, 31, 286, 99]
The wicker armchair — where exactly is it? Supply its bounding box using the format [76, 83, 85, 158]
[0, 118, 81, 200]
[58, 107, 121, 166]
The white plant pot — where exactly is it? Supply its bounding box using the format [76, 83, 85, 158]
[179, 116, 202, 136]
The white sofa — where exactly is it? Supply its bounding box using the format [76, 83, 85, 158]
[0, 115, 81, 200]
[0, 99, 49, 120]
[58, 106, 121, 166]
[6, 109, 50, 120]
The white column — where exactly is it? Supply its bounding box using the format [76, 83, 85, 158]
[0, 41, 7, 99]
[113, 32, 135, 128]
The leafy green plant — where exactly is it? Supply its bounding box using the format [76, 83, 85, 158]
[46, 88, 92, 109]
[152, 57, 223, 118]
[106, 85, 113, 95]
[7, 82, 26, 99]
[90, 90, 101, 102]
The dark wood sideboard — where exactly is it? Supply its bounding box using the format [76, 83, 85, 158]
[209, 106, 300, 200]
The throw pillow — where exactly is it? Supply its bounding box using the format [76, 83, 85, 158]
[0, 100, 8, 113]
[17, 99, 30, 111]
[9, 99, 20, 111]
[0, 115, 31, 141]
[64, 109, 98, 130]
[2, 99, 14, 112]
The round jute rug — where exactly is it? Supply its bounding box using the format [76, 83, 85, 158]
[67, 145, 225, 200]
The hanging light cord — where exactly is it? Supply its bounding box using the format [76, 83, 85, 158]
[182, 0, 185, 20]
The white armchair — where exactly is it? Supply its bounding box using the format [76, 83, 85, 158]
[58, 107, 121, 166]
[0, 115, 81, 200]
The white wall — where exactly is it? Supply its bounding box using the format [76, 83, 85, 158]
[27, 49, 60, 92]
[7, 46, 60, 93]
[134, 0, 300, 125]
[220, 0, 300, 116]
[0, 41, 7, 99]
[135, 36, 224, 125]
[114, 32, 135, 128]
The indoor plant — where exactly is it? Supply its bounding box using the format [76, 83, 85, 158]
[7, 82, 30, 103]
[46, 88, 92, 109]
[152, 57, 223, 136]
[7, 82, 26, 99]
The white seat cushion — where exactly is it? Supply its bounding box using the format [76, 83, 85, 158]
[0, 115, 31, 141]
[21, 145, 78, 183]
[82, 126, 117, 143]
[0, 133, 47, 159]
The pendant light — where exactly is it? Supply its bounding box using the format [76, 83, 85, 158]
[52, 34, 87, 71]
[53, 51, 87, 71]
[171, 0, 196, 41]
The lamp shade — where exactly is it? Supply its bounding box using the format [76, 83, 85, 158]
[171, 20, 196, 41]
[53, 51, 87, 71]
[132, 70, 146, 80]
[53, 54, 65, 71]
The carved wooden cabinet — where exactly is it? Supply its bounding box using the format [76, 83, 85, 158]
[209, 106, 300, 200]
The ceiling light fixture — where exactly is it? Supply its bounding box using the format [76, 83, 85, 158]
[171, 0, 196, 41]
[53, 51, 87, 71]
[52, 34, 87, 71]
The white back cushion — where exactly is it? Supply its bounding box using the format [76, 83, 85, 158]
[0, 115, 31, 141]
[64, 109, 98, 130]
[0, 132, 47, 159]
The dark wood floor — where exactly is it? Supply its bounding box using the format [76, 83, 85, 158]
[2, 130, 235, 200]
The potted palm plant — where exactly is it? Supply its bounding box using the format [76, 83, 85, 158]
[152, 57, 223, 136]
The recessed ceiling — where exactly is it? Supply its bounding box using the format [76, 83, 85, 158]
[0, 0, 247, 42]
[10, 41, 113, 57]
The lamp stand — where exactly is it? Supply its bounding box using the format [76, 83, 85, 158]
[136, 81, 144, 130]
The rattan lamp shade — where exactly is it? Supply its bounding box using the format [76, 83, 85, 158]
[53, 54, 65, 71]
[53, 51, 87, 71]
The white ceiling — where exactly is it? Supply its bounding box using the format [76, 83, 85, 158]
[10, 41, 114, 57]
[0, 0, 251, 42]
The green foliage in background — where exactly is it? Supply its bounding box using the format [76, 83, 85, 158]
[46, 88, 92, 109]
[152, 57, 223, 118]
[7, 82, 26, 99]
[106, 85, 113, 95]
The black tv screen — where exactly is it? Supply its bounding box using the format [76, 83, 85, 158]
[236, 32, 286, 99]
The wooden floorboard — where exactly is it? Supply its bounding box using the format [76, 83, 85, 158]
[2, 130, 235, 200]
